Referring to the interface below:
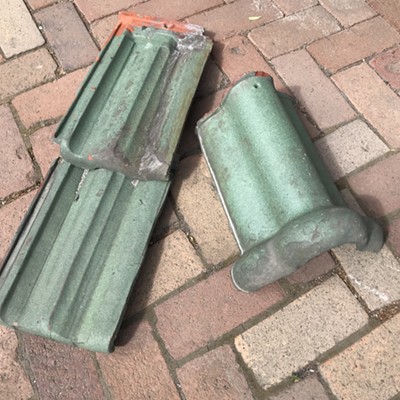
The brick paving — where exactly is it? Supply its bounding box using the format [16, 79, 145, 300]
[0, 1, 400, 399]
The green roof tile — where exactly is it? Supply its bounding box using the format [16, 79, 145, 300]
[55, 15, 212, 181]
[0, 160, 169, 352]
[197, 72, 383, 292]
[0, 12, 211, 352]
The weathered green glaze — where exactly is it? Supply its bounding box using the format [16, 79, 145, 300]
[0, 17, 212, 351]
[0, 160, 169, 352]
[197, 73, 383, 292]
[55, 27, 212, 181]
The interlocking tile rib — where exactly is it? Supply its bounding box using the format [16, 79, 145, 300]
[56, 14, 212, 181]
[0, 160, 169, 351]
[0, 12, 212, 352]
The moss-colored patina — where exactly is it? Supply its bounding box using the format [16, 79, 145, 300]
[197, 73, 383, 292]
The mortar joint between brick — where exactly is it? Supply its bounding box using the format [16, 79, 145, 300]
[17, 332, 40, 399]
[145, 309, 187, 399]
[230, 341, 267, 399]
[371, 300, 400, 322]
[333, 261, 382, 317]
[70, 1, 105, 51]
[314, 369, 340, 400]
[167, 194, 217, 269]
[0, 183, 40, 209]
[91, 354, 113, 400]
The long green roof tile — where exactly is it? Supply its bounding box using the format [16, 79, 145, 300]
[0, 160, 169, 351]
[0, 13, 212, 351]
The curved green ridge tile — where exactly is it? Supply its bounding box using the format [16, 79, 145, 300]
[197, 74, 383, 292]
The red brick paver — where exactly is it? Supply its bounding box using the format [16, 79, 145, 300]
[188, 0, 283, 41]
[27, 0, 55, 10]
[13, 68, 87, 129]
[249, 6, 340, 59]
[132, 0, 223, 21]
[368, 0, 400, 32]
[308, 17, 400, 73]
[75, 0, 139, 23]
[23, 334, 106, 400]
[333, 63, 400, 148]
[1, 1, 400, 399]
[272, 49, 356, 130]
[287, 252, 336, 284]
[0, 191, 36, 263]
[155, 266, 284, 360]
[177, 346, 253, 400]
[370, 46, 400, 90]
[388, 217, 400, 256]
[30, 124, 60, 176]
[319, 0, 375, 27]
[97, 321, 180, 399]
[0, 106, 36, 198]
[36, 3, 98, 72]
[0, 327, 33, 400]
[0, 48, 56, 101]
[273, 0, 317, 15]
[212, 36, 287, 92]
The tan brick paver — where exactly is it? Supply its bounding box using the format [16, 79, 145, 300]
[125, 229, 205, 315]
[171, 155, 239, 265]
[320, 313, 400, 400]
[235, 277, 368, 389]
[315, 119, 389, 180]
[333, 244, 400, 310]
[156, 266, 284, 359]
[177, 346, 253, 400]
[0, 0, 44, 57]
